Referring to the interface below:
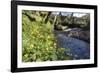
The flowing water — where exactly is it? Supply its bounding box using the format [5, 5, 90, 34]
[54, 30, 90, 60]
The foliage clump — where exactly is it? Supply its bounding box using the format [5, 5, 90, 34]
[22, 10, 71, 62]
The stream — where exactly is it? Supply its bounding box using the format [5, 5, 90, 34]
[54, 29, 90, 60]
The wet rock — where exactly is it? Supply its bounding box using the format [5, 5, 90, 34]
[67, 28, 90, 43]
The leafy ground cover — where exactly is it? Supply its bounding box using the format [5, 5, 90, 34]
[22, 10, 71, 62]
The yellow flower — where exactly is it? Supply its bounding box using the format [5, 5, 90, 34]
[54, 43, 56, 46]
[24, 54, 28, 58]
[47, 36, 50, 39]
[46, 48, 48, 51]
[30, 44, 34, 48]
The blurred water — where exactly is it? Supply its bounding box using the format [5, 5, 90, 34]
[54, 30, 90, 59]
